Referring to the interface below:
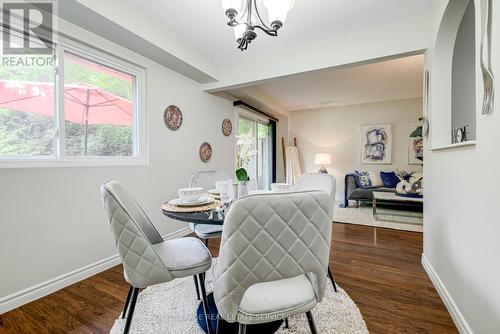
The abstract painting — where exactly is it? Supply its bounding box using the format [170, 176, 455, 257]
[408, 121, 424, 164]
[361, 124, 392, 164]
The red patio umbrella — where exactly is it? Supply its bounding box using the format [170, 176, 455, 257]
[0, 79, 132, 154]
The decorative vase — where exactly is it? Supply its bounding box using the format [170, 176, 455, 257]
[237, 181, 249, 198]
[395, 180, 423, 198]
[231, 182, 239, 201]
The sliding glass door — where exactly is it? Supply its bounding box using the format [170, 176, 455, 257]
[236, 115, 273, 189]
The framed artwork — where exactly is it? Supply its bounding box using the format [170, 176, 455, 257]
[408, 121, 424, 164]
[361, 124, 392, 164]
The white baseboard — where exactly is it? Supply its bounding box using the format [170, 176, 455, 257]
[0, 227, 191, 315]
[421, 254, 473, 334]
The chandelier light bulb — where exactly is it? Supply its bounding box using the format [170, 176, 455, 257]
[263, 0, 295, 27]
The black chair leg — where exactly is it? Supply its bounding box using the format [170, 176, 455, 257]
[198, 274, 212, 334]
[123, 287, 139, 334]
[284, 317, 289, 329]
[305, 311, 318, 334]
[328, 265, 338, 293]
[238, 323, 247, 334]
[215, 316, 220, 334]
[121, 286, 133, 319]
[193, 275, 201, 300]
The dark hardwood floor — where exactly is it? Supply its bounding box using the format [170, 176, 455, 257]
[0, 223, 457, 334]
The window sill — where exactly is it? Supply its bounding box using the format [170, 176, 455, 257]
[430, 141, 476, 151]
[0, 157, 148, 169]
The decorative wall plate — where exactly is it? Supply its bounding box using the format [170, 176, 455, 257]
[199, 142, 212, 162]
[164, 105, 183, 130]
[222, 118, 232, 136]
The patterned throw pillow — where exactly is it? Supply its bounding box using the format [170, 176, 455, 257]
[354, 171, 372, 188]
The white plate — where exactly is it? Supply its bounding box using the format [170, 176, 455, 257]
[207, 189, 220, 195]
[169, 197, 214, 207]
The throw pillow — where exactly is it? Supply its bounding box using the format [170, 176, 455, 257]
[380, 171, 400, 188]
[354, 171, 372, 188]
[368, 171, 384, 187]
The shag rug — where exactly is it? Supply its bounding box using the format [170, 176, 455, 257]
[110, 261, 368, 334]
[334, 206, 423, 232]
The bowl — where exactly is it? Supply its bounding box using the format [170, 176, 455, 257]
[271, 183, 292, 193]
[178, 187, 204, 202]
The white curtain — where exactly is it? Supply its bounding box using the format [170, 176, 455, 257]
[285, 145, 302, 185]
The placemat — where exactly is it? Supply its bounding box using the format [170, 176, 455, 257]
[207, 193, 221, 200]
[161, 199, 223, 213]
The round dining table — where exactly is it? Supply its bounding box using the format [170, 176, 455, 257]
[161, 204, 285, 334]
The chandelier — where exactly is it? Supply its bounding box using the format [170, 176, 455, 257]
[221, 0, 295, 51]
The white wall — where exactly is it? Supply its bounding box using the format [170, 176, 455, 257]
[288, 98, 423, 205]
[424, 0, 500, 333]
[0, 20, 235, 306]
[451, 0, 476, 140]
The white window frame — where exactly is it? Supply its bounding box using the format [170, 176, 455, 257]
[0, 37, 147, 168]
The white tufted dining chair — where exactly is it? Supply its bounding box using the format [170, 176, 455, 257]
[293, 173, 338, 292]
[294, 173, 336, 206]
[214, 191, 333, 334]
[101, 181, 214, 334]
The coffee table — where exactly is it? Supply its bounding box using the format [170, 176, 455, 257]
[372, 191, 423, 223]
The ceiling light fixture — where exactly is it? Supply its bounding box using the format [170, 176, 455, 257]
[221, 0, 295, 51]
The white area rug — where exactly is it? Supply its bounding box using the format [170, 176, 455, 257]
[110, 261, 368, 334]
[334, 206, 423, 232]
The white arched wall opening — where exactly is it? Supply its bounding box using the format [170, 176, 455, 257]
[430, 0, 476, 148]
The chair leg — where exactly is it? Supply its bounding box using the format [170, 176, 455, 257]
[123, 287, 139, 334]
[328, 266, 338, 293]
[305, 311, 318, 334]
[238, 323, 247, 334]
[284, 317, 289, 329]
[193, 275, 201, 300]
[121, 286, 133, 319]
[198, 274, 212, 334]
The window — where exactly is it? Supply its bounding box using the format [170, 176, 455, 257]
[236, 112, 274, 189]
[0, 41, 145, 166]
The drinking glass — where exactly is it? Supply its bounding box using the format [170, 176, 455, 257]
[216, 180, 231, 203]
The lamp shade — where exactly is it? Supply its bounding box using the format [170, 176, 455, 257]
[233, 23, 247, 41]
[315, 153, 331, 166]
[263, 0, 295, 24]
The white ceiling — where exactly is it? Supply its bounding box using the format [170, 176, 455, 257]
[236, 54, 424, 111]
[124, 0, 431, 66]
